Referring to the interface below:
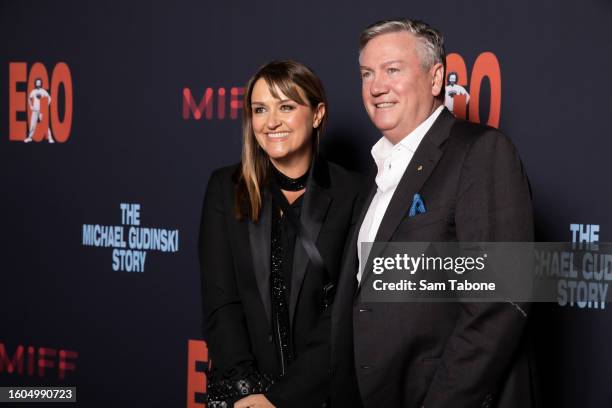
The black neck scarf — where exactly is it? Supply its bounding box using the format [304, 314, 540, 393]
[271, 163, 309, 191]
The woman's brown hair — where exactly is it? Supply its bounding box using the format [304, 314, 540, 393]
[235, 60, 328, 221]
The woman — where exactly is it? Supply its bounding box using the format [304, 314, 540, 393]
[199, 60, 361, 408]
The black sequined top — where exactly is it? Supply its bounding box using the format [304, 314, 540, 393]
[269, 194, 303, 375]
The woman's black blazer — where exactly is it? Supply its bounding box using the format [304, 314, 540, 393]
[198, 158, 361, 407]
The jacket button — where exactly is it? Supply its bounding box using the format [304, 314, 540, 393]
[358, 308, 372, 312]
[360, 365, 372, 369]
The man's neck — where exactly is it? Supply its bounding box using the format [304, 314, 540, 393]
[385, 101, 443, 145]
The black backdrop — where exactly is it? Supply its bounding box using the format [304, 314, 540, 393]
[2, 1, 612, 406]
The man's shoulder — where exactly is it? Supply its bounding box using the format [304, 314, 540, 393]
[449, 119, 515, 151]
[450, 118, 498, 138]
[445, 120, 524, 174]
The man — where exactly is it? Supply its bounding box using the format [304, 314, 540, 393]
[330, 19, 536, 408]
[444, 71, 470, 114]
[24, 78, 55, 143]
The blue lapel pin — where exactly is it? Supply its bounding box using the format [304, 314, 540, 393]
[409, 193, 426, 217]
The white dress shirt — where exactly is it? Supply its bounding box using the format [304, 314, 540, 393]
[357, 105, 444, 283]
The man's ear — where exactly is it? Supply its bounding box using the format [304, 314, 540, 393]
[430, 63, 444, 97]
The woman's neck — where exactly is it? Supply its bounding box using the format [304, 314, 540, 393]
[269, 150, 312, 179]
[270, 155, 311, 204]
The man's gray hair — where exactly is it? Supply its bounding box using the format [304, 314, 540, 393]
[359, 18, 446, 72]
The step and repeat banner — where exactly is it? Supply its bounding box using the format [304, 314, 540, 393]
[2, 1, 611, 407]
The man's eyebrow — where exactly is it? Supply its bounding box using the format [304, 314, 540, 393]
[381, 60, 404, 66]
[360, 60, 404, 70]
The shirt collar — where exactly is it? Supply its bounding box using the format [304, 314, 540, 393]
[397, 105, 444, 152]
[371, 105, 444, 169]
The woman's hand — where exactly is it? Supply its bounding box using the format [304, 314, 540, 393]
[234, 394, 276, 408]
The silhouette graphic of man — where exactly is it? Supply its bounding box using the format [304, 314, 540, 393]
[444, 71, 470, 114]
[24, 78, 54, 143]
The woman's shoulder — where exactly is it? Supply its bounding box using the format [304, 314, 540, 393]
[208, 162, 241, 185]
[203, 163, 242, 204]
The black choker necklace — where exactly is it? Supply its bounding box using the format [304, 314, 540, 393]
[271, 164, 309, 191]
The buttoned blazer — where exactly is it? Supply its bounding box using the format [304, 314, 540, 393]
[330, 108, 538, 408]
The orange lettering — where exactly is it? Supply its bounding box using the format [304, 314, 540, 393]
[50, 62, 73, 142]
[469, 52, 501, 128]
[9, 63, 27, 141]
[187, 339, 208, 408]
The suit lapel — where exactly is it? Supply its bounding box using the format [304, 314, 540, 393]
[372, 138, 442, 243]
[249, 190, 272, 325]
[324, 165, 377, 307]
[289, 160, 332, 324]
[348, 168, 377, 294]
[356, 109, 455, 293]
[355, 168, 379, 238]
[331, 167, 377, 348]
